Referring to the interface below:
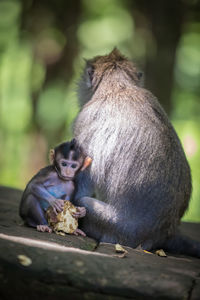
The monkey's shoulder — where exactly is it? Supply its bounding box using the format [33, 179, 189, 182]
[129, 87, 173, 129]
[37, 166, 75, 191]
[28, 166, 56, 185]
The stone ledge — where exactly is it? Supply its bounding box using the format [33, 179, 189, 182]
[0, 186, 200, 300]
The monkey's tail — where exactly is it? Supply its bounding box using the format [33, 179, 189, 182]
[162, 234, 200, 258]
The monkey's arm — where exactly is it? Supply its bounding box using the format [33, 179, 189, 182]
[25, 167, 57, 205]
[73, 171, 154, 245]
[31, 182, 55, 203]
[29, 181, 64, 213]
[73, 170, 94, 200]
[77, 196, 117, 224]
[73, 171, 118, 225]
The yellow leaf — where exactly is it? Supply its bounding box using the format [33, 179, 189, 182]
[17, 254, 32, 266]
[155, 249, 167, 257]
[115, 243, 128, 254]
[143, 250, 153, 255]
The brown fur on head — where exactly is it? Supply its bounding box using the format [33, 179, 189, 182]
[78, 48, 143, 107]
[86, 48, 143, 89]
[49, 142, 92, 172]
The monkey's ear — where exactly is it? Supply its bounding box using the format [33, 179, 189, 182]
[87, 65, 94, 79]
[49, 149, 55, 164]
[137, 72, 143, 80]
[70, 138, 77, 147]
[81, 156, 92, 171]
[71, 138, 76, 143]
[86, 63, 94, 87]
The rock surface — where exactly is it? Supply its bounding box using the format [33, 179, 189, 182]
[0, 186, 200, 299]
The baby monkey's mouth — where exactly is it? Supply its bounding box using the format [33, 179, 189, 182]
[59, 174, 74, 181]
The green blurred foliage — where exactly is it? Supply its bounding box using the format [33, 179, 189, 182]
[79, 0, 134, 57]
[0, 0, 199, 222]
[173, 121, 200, 222]
[172, 21, 200, 222]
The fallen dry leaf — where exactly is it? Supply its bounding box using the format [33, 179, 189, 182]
[155, 249, 167, 257]
[17, 254, 32, 266]
[143, 250, 153, 255]
[115, 244, 128, 254]
[136, 244, 143, 250]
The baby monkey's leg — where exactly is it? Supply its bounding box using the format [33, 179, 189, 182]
[26, 194, 52, 233]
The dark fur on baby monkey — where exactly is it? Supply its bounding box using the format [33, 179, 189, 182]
[73, 48, 200, 257]
[19, 139, 92, 235]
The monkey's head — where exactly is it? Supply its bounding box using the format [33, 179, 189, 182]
[49, 139, 92, 180]
[79, 48, 143, 105]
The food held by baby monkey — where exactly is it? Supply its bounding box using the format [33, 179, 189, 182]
[47, 200, 86, 236]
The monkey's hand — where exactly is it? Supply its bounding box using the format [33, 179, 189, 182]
[73, 228, 86, 237]
[51, 199, 64, 214]
[72, 206, 86, 219]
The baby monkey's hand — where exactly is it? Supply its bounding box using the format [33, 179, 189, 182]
[51, 199, 64, 214]
[72, 206, 86, 218]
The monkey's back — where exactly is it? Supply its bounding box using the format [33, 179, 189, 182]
[74, 85, 191, 241]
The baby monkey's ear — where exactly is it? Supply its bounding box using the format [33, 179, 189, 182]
[81, 156, 92, 171]
[49, 149, 55, 164]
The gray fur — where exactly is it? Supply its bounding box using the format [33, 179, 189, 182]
[73, 49, 198, 256]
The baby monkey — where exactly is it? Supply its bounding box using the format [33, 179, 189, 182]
[19, 139, 92, 235]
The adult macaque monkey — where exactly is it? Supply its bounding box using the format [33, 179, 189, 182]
[19, 139, 92, 234]
[73, 48, 200, 257]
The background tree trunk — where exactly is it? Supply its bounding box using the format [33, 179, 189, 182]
[130, 0, 185, 115]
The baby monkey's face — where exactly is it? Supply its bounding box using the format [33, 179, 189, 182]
[50, 140, 92, 181]
[57, 154, 83, 181]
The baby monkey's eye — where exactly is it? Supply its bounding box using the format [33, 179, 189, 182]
[61, 162, 67, 167]
[71, 163, 77, 169]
